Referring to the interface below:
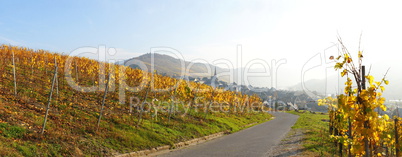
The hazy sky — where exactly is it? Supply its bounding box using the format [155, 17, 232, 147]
[1, 0, 402, 98]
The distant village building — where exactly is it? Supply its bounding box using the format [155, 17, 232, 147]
[201, 67, 226, 88]
[185, 67, 242, 92]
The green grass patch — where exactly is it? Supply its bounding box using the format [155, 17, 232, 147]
[287, 111, 336, 156]
[88, 112, 272, 155]
[0, 123, 27, 139]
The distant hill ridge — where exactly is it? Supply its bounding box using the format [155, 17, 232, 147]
[124, 53, 280, 88]
[125, 53, 225, 80]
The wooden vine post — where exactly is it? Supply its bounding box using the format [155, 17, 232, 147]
[395, 116, 400, 156]
[75, 59, 79, 82]
[137, 78, 151, 127]
[41, 57, 58, 134]
[12, 50, 17, 96]
[361, 65, 370, 157]
[97, 73, 111, 130]
[204, 87, 215, 120]
[348, 117, 353, 157]
[169, 79, 178, 123]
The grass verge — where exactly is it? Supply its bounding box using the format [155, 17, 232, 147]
[287, 110, 336, 156]
[0, 104, 271, 156]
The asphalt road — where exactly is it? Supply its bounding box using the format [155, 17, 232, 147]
[159, 112, 299, 157]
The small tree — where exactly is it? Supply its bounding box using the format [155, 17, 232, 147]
[320, 36, 390, 156]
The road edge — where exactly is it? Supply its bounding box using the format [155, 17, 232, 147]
[115, 117, 273, 157]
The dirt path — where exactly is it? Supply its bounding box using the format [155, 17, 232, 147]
[268, 128, 305, 157]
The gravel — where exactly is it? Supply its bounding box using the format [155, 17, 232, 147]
[268, 128, 305, 157]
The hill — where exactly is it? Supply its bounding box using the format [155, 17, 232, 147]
[288, 74, 349, 97]
[289, 74, 400, 101]
[125, 53, 223, 79]
[0, 45, 270, 156]
[124, 53, 275, 88]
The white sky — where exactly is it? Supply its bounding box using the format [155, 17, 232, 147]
[1, 0, 402, 98]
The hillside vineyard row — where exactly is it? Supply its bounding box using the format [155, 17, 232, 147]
[0, 44, 265, 132]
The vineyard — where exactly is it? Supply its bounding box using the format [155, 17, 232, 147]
[319, 39, 400, 156]
[0, 45, 271, 156]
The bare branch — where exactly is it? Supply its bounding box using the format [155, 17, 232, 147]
[367, 65, 372, 76]
[358, 32, 363, 53]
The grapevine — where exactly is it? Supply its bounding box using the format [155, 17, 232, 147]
[319, 38, 393, 156]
